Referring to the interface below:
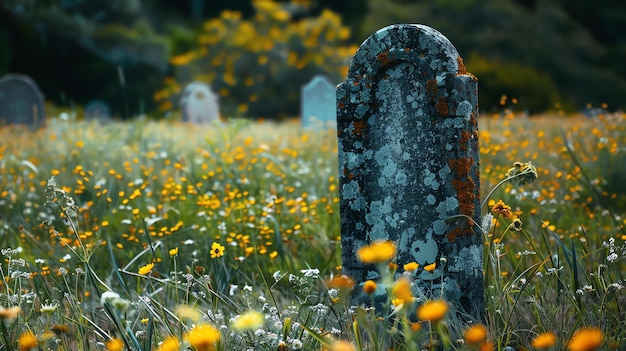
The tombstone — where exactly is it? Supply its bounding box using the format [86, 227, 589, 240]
[84, 100, 112, 122]
[0, 74, 46, 128]
[179, 82, 220, 124]
[581, 107, 607, 119]
[337, 24, 482, 319]
[301, 75, 337, 129]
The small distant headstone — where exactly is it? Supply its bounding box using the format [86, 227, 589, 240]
[84, 100, 112, 122]
[337, 24, 482, 319]
[581, 107, 607, 119]
[180, 82, 220, 124]
[0, 74, 46, 128]
[301, 75, 337, 129]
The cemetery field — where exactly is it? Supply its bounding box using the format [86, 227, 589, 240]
[0, 112, 624, 350]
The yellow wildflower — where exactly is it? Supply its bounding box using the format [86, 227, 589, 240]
[138, 263, 154, 275]
[567, 328, 603, 351]
[186, 324, 220, 351]
[532, 332, 557, 349]
[157, 336, 181, 351]
[175, 305, 201, 322]
[357, 240, 396, 264]
[232, 311, 264, 331]
[210, 242, 225, 258]
[328, 340, 356, 351]
[417, 300, 447, 322]
[169, 247, 179, 257]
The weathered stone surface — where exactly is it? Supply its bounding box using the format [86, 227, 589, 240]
[337, 24, 483, 318]
[180, 82, 220, 124]
[0, 74, 46, 128]
[301, 75, 337, 129]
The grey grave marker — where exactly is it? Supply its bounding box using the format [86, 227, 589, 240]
[180, 82, 220, 124]
[301, 75, 337, 129]
[85, 100, 112, 122]
[337, 24, 483, 319]
[0, 74, 46, 128]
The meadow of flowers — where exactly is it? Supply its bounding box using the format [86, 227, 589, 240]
[0, 108, 624, 350]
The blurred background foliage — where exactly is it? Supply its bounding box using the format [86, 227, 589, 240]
[154, 1, 356, 119]
[1, 0, 625, 119]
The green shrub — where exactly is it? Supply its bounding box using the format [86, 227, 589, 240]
[466, 52, 562, 113]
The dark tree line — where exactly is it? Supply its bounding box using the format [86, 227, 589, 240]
[1, 0, 624, 117]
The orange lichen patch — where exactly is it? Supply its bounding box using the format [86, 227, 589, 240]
[448, 156, 477, 241]
[426, 79, 438, 101]
[436, 97, 449, 117]
[377, 51, 391, 66]
[457, 57, 467, 74]
[460, 130, 471, 151]
[352, 119, 366, 136]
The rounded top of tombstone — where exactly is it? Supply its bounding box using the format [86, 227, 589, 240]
[180, 81, 217, 106]
[85, 99, 112, 121]
[0, 73, 44, 96]
[347, 24, 461, 80]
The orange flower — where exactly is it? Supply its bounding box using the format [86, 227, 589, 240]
[424, 262, 437, 272]
[357, 240, 396, 264]
[362, 280, 377, 295]
[403, 261, 419, 272]
[105, 338, 124, 351]
[567, 328, 603, 351]
[417, 300, 447, 322]
[330, 275, 355, 290]
[532, 332, 557, 349]
[479, 340, 494, 351]
[0, 306, 22, 321]
[464, 324, 488, 345]
[491, 200, 512, 219]
[18, 331, 38, 351]
[391, 277, 413, 305]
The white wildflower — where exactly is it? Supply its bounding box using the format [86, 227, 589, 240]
[273, 270, 282, 282]
[481, 213, 494, 233]
[300, 268, 320, 278]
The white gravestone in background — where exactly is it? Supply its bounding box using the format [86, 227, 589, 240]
[301, 75, 336, 129]
[180, 82, 220, 124]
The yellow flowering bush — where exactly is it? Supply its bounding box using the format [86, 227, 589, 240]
[156, 0, 357, 119]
